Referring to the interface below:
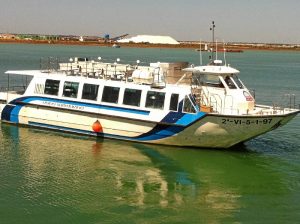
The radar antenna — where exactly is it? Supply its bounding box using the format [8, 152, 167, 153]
[199, 39, 203, 65]
[210, 21, 216, 63]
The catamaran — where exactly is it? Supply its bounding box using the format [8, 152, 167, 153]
[0, 53, 298, 149]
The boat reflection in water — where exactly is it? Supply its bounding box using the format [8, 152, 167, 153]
[1, 124, 286, 223]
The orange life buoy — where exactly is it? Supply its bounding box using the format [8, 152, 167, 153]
[92, 120, 103, 133]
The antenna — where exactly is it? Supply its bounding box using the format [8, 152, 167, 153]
[215, 39, 218, 60]
[223, 41, 227, 66]
[210, 21, 216, 62]
[199, 39, 203, 65]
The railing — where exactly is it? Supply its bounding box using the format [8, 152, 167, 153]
[0, 85, 27, 94]
[193, 81, 298, 115]
[286, 94, 296, 109]
[250, 89, 256, 100]
[40, 57, 60, 71]
[39, 57, 194, 88]
[209, 94, 223, 113]
[272, 93, 299, 111]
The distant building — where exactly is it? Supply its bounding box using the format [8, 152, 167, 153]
[78, 36, 103, 42]
[59, 35, 81, 41]
[117, 35, 180, 45]
[0, 33, 17, 39]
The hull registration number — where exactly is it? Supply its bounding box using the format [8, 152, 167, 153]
[221, 118, 273, 125]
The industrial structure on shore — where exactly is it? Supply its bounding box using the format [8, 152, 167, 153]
[0, 33, 179, 45]
[0, 33, 299, 51]
[117, 35, 179, 45]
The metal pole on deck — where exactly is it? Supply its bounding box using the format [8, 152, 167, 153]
[56, 57, 59, 71]
[85, 59, 87, 76]
[199, 40, 202, 65]
[26, 75, 28, 90]
[106, 64, 108, 78]
[293, 94, 296, 109]
[210, 21, 215, 63]
[6, 73, 9, 103]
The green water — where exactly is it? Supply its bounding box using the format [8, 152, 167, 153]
[0, 44, 300, 223]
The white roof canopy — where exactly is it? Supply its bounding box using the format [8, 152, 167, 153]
[183, 65, 240, 75]
[117, 35, 179, 45]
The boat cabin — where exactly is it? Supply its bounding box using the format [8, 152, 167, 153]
[3, 70, 198, 120]
[185, 60, 255, 115]
[2, 58, 255, 117]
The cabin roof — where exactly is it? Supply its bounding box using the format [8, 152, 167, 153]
[4, 69, 192, 94]
[183, 65, 239, 75]
[5, 70, 42, 76]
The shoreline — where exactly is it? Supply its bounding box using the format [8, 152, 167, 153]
[1, 39, 300, 52]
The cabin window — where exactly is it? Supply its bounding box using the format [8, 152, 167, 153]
[44, 79, 60, 96]
[224, 76, 237, 89]
[200, 74, 224, 88]
[63, 81, 79, 98]
[232, 75, 244, 89]
[145, 91, 165, 109]
[123, 88, 142, 107]
[102, 86, 120, 104]
[183, 96, 196, 113]
[189, 94, 198, 107]
[82, 83, 99, 101]
[169, 93, 179, 111]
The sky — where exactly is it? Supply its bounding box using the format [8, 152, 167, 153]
[0, 0, 299, 44]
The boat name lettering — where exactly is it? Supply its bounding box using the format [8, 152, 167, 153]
[42, 101, 85, 110]
[221, 118, 272, 125]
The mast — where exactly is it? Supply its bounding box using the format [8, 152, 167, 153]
[199, 39, 202, 65]
[210, 21, 216, 63]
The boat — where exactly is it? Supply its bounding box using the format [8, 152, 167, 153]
[222, 49, 243, 53]
[112, 44, 121, 48]
[0, 54, 298, 149]
[195, 48, 243, 53]
[0, 22, 299, 148]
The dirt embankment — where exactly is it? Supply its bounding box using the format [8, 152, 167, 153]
[1, 39, 299, 51]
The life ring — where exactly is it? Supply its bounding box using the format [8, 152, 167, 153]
[92, 120, 103, 133]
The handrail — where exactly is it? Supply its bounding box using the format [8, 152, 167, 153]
[210, 93, 223, 113]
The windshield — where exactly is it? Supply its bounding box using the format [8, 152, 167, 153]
[199, 74, 224, 88]
[232, 74, 244, 89]
[224, 76, 236, 89]
[189, 94, 197, 107]
[183, 95, 197, 113]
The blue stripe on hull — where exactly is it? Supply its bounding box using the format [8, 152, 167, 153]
[136, 124, 185, 141]
[1, 104, 23, 123]
[28, 121, 184, 142]
[29, 121, 100, 136]
[2, 95, 207, 142]
[161, 100, 206, 126]
[135, 112, 206, 141]
[11, 96, 150, 115]
[28, 121, 158, 142]
[1, 105, 15, 121]
[10, 105, 23, 123]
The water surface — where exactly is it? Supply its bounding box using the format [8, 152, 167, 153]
[0, 44, 299, 223]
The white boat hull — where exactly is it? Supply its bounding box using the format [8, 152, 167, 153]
[154, 114, 298, 148]
[1, 98, 298, 148]
[1, 48, 299, 149]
